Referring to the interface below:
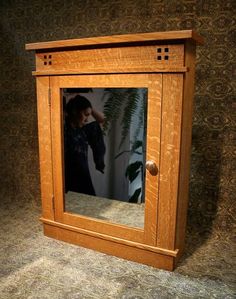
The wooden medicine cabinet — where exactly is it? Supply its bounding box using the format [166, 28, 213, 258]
[26, 30, 203, 271]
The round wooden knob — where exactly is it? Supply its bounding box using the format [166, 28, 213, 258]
[145, 160, 158, 176]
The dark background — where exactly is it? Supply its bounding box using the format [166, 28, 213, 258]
[0, 0, 235, 241]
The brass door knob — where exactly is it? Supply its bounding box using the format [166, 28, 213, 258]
[145, 160, 158, 176]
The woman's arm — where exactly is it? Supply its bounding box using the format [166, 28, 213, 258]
[92, 108, 105, 124]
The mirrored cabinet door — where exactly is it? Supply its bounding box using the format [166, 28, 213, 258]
[50, 74, 162, 245]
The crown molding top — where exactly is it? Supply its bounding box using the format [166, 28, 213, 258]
[25, 30, 204, 51]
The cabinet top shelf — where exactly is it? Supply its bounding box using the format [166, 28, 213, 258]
[25, 30, 204, 51]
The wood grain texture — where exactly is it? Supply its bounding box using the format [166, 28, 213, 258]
[32, 67, 188, 76]
[62, 212, 144, 243]
[144, 74, 162, 246]
[25, 30, 204, 51]
[43, 222, 176, 271]
[35, 44, 184, 74]
[174, 41, 196, 262]
[36, 76, 54, 220]
[41, 217, 178, 257]
[50, 76, 64, 223]
[157, 74, 184, 250]
[31, 31, 200, 270]
[50, 74, 161, 245]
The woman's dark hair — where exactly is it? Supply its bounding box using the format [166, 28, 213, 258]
[66, 95, 92, 122]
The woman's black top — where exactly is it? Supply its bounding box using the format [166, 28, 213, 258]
[64, 121, 105, 196]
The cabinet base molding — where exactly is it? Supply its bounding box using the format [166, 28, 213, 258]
[41, 218, 178, 271]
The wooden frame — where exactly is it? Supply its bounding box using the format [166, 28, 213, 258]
[50, 74, 161, 246]
[26, 30, 203, 271]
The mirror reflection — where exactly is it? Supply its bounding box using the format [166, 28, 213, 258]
[63, 88, 147, 228]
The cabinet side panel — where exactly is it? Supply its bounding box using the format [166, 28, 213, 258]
[36, 76, 54, 220]
[175, 41, 196, 259]
[157, 74, 184, 250]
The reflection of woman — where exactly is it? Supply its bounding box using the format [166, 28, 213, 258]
[64, 95, 105, 195]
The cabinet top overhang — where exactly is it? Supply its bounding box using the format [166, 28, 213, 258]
[25, 30, 203, 51]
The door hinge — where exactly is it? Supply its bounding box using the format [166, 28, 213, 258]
[48, 88, 51, 106]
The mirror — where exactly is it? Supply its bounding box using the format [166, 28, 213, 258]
[62, 87, 147, 228]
